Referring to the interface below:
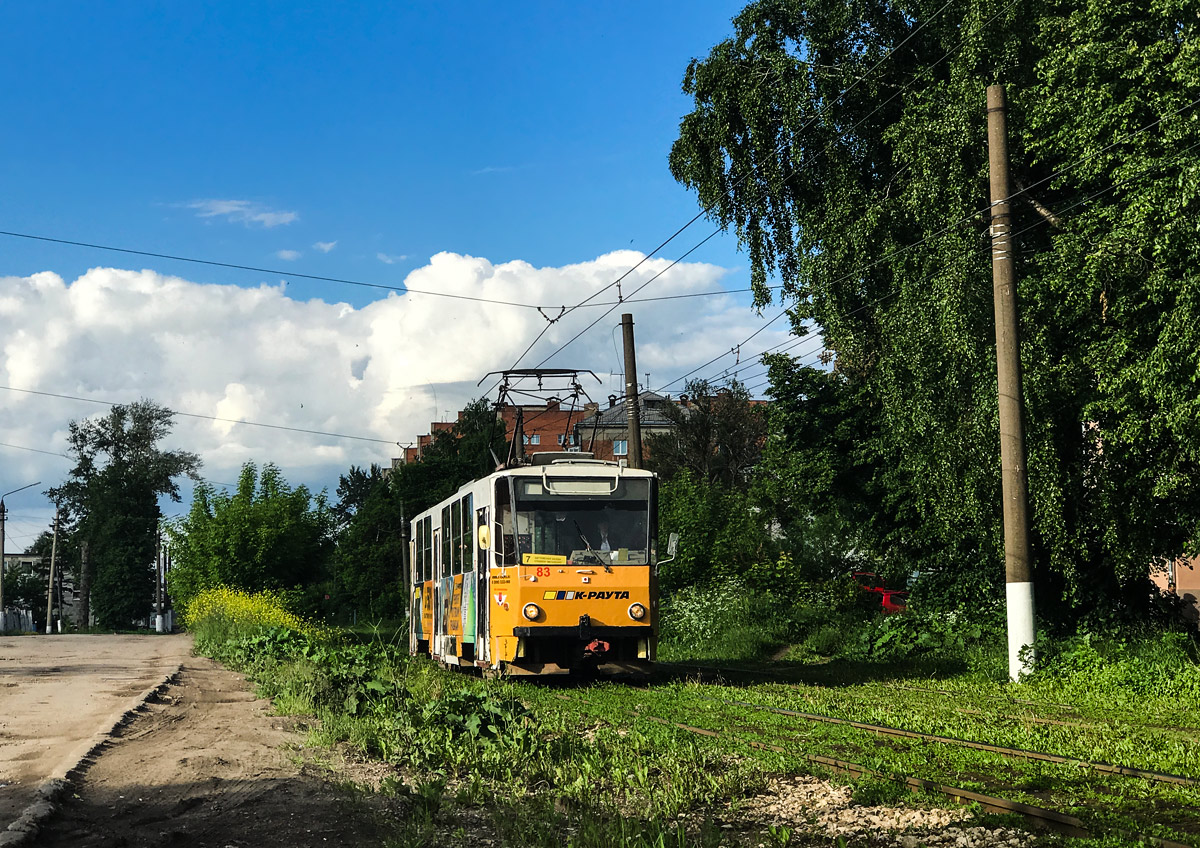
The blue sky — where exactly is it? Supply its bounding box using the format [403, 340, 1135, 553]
[0, 2, 806, 549]
[1, 2, 753, 303]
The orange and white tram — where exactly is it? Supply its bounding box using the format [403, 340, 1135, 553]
[409, 453, 657, 676]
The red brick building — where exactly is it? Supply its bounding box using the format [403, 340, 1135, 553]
[399, 399, 602, 465]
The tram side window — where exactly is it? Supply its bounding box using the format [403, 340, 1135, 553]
[440, 506, 451, 576]
[451, 499, 462, 575]
[414, 520, 423, 583]
[422, 517, 434, 581]
[461, 494, 473, 571]
[496, 480, 517, 566]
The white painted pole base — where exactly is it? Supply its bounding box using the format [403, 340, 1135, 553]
[156, 614, 165, 633]
[1006, 581, 1036, 681]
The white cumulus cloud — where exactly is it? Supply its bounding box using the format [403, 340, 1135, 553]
[313, 241, 337, 253]
[275, 249, 301, 261]
[183, 199, 298, 228]
[376, 252, 407, 265]
[0, 252, 791, 546]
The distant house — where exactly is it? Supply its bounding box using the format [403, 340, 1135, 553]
[394, 392, 695, 469]
[572, 391, 680, 463]
[1151, 556, 1200, 624]
[396, 398, 604, 466]
[499, 397, 595, 457]
[1, 550, 78, 631]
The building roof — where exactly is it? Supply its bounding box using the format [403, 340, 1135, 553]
[574, 391, 678, 431]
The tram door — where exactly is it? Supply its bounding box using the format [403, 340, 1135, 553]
[454, 495, 474, 657]
[438, 503, 455, 658]
[473, 505, 488, 662]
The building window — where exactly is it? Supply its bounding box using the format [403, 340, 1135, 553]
[522, 434, 541, 446]
[613, 439, 628, 456]
[557, 433, 579, 446]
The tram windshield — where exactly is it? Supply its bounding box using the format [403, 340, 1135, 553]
[511, 476, 651, 565]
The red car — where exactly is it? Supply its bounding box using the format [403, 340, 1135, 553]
[853, 572, 908, 614]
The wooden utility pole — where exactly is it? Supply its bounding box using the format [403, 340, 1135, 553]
[620, 313, 644, 469]
[987, 83, 1036, 680]
[45, 507, 59, 634]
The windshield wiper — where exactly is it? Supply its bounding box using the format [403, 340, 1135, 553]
[573, 520, 612, 572]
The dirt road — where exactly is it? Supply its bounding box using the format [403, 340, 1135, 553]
[2, 636, 391, 847]
[0, 634, 191, 828]
[31, 657, 390, 848]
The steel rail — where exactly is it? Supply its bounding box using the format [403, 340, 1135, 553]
[555, 695, 1092, 837]
[554, 693, 1195, 848]
[894, 684, 1200, 735]
[692, 693, 1200, 788]
[664, 662, 1200, 740]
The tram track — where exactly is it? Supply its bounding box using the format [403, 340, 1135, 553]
[688, 691, 1199, 788]
[662, 661, 1200, 738]
[554, 692, 1195, 847]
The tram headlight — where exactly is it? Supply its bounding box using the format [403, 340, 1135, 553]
[522, 603, 541, 621]
[627, 603, 647, 621]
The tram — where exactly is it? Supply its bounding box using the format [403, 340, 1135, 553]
[409, 452, 657, 676]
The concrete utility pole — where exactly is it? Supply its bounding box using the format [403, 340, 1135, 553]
[987, 83, 1036, 680]
[0, 500, 5, 620]
[156, 527, 165, 633]
[621, 313, 644, 469]
[45, 507, 59, 634]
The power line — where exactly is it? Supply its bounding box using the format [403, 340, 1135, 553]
[555, 0, 959, 320]
[673, 96, 1200, 393]
[0, 441, 71, 459]
[0, 385, 398, 445]
[0, 228, 548, 311]
[494, 0, 963, 379]
[720, 136, 1200, 396]
[530, 230, 724, 370]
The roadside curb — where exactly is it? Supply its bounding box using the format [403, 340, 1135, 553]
[0, 661, 185, 847]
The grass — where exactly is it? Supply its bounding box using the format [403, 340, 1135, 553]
[183, 587, 781, 846]
[183, 584, 1200, 847]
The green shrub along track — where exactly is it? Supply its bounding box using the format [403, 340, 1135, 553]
[545, 679, 1200, 847]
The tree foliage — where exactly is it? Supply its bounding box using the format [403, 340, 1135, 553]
[657, 470, 774, 594]
[50, 400, 200, 628]
[671, 0, 1200, 622]
[647, 379, 767, 489]
[167, 462, 334, 611]
[332, 464, 408, 621]
[327, 397, 507, 622]
[647, 380, 774, 594]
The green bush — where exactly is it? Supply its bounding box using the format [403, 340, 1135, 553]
[1025, 629, 1200, 708]
[658, 578, 822, 662]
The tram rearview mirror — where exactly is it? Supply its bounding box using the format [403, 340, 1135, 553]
[478, 525, 491, 550]
[667, 533, 679, 557]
